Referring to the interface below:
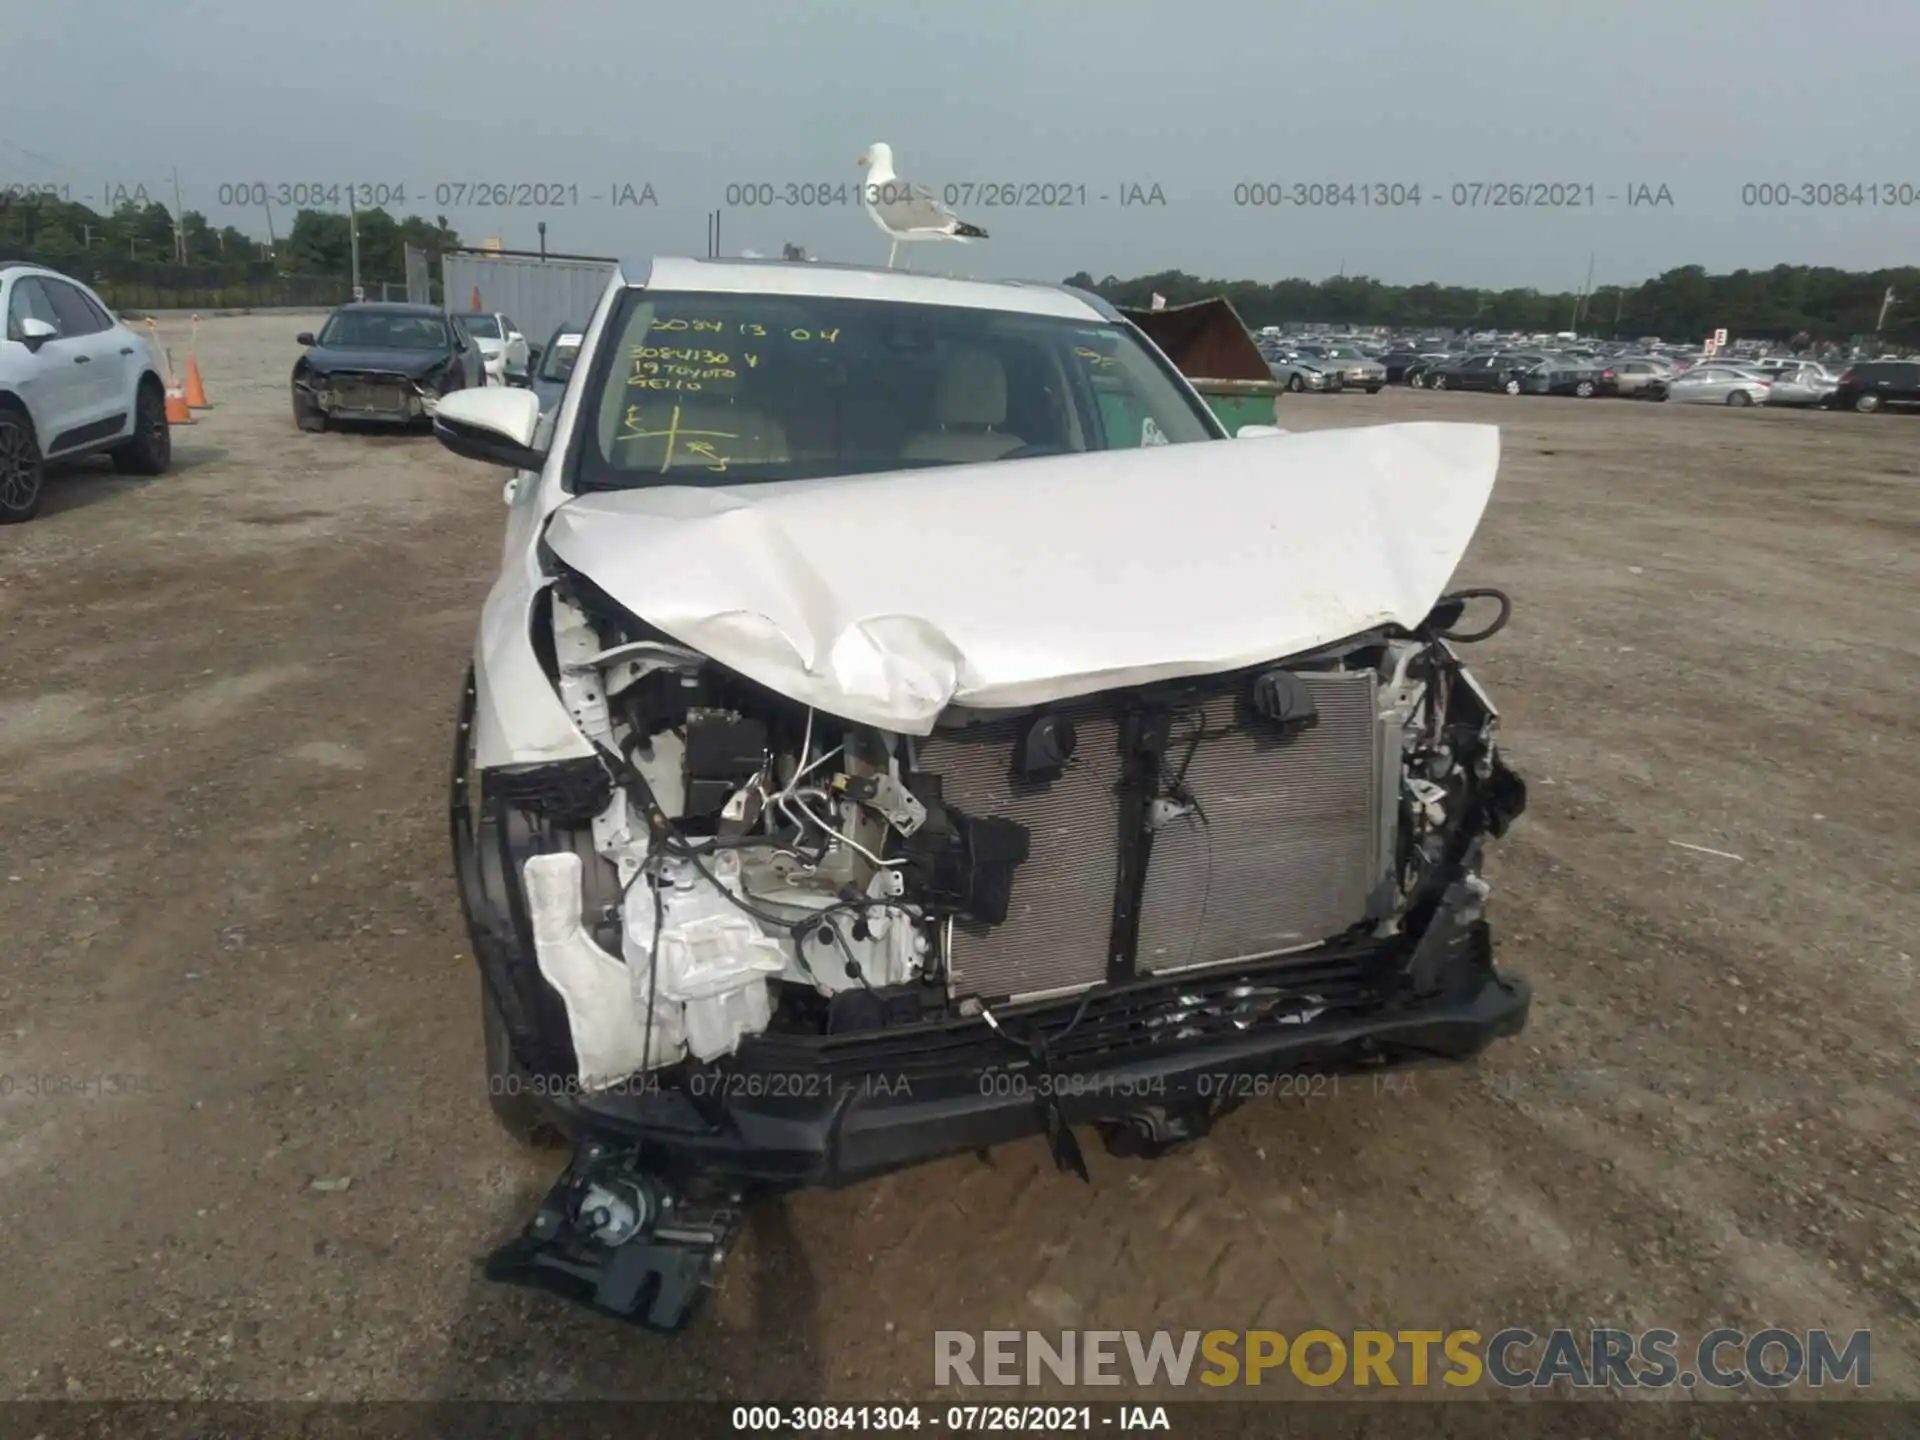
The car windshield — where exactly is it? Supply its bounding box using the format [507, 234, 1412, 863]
[1320, 345, 1366, 360]
[454, 314, 502, 339]
[318, 310, 448, 349]
[541, 335, 583, 381]
[574, 290, 1220, 490]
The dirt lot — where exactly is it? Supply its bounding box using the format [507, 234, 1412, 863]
[1, 314, 1914, 1408]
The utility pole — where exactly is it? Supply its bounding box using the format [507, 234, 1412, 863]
[171, 166, 186, 263]
[538, 220, 547, 259]
[349, 194, 362, 301]
[262, 198, 276, 254]
[1613, 285, 1626, 337]
[1876, 285, 1896, 333]
[1570, 252, 1594, 331]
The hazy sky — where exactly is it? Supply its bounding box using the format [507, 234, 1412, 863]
[3, 0, 1916, 290]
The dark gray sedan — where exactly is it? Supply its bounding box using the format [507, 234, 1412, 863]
[291, 304, 485, 431]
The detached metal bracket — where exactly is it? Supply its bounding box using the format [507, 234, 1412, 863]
[483, 1145, 742, 1332]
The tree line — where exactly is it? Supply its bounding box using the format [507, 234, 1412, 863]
[0, 193, 464, 305]
[1064, 265, 1919, 346]
[2, 192, 1910, 342]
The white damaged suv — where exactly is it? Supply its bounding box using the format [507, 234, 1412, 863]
[0, 260, 171, 523]
[435, 257, 1529, 1331]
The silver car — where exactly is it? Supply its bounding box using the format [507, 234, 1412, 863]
[1294, 343, 1386, 393]
[1599, 356, 1675, 399]
[1760, 361, 1839, 408]
[1266, 347, 1342, 393]
[1663, 363, 1772, 407]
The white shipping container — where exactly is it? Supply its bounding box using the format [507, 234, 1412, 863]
[442, 251, 619, 360]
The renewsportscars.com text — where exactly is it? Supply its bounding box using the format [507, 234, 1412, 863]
[934, 1327, 1871, 1390]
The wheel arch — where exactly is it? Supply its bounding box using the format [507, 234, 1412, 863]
[0, 386, 39, 433]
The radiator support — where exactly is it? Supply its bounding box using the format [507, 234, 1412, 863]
[916, 667, 1394, 1004]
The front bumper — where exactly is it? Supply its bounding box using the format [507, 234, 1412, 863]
[491, 900, 1527, 1189]
[480, 913, 1526, 1331]
[308, 374, 439, 422]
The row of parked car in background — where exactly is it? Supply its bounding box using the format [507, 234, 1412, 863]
[1253, 327, 1920, 413]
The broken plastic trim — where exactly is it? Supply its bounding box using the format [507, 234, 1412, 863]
[484, 1143, 744, 1332]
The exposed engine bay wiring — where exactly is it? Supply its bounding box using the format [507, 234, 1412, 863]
[519, 583, 1512, 1085]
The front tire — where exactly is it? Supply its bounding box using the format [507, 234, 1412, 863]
[1286, 374, 1304, 393]
[1854, 393, 1881, 413]
[1503, 378, 1522, 396]
[1574, 379, 1596, 398]
[482, 980, 568, 1149]
[1431, 374, 1448, 391]
[0, 406, 46, 524]
[111, 378, 172, 475]
[1727, 390, 1753, 407]
[451, 665, 573, 1150]
[293, 384, 328, 432]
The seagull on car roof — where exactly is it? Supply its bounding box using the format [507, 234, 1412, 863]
[856, 142, 989, 270]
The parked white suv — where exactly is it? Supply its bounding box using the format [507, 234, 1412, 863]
[451, 310, 531, 386]
[1, 261, 171, 523]
[427, 258, 1526, 1332]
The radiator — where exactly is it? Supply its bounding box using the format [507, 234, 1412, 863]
[917, 671, 1394, 1003]
[329, 372, 411, 412]
[916, 702, 1123, 1001]
[1135, 672, 1386, 974]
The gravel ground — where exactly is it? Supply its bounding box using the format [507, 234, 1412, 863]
[0, 315, 1914, 1413]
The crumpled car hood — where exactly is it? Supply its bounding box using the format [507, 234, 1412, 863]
[542, 421, 1500, 735]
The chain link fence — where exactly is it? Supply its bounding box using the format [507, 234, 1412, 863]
[2, 253, 424, 311]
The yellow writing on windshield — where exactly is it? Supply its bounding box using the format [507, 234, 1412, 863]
[631, 355, 738, 384]
[1075, 346, 1116, 370]
[646, 322, 838, 343]
[632, 345, 731, 366]
[617, 403, 735, 472]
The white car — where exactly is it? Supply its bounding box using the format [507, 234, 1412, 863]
[432, 257, 1528, 1332]
[451, 310, 531, 385]
[0, 261, 172, 522]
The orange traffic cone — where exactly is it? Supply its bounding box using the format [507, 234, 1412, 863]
[470, 286, 482, 311]
[164, 384, 194, 425]
[184, 355, 210, 408]
[183, 314, 210, 408]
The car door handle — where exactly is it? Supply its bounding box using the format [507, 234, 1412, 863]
[120, 346, 135, 355]
[73, 355, 92, 364]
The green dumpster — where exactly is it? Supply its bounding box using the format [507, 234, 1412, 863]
[1118, 297, 1282, 434]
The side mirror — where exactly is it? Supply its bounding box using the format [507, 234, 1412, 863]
[507, 331, 524, 345]
[18, 316, 57, 351]
[296, 332, 316, 346]
[433, 386, 545, 470]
